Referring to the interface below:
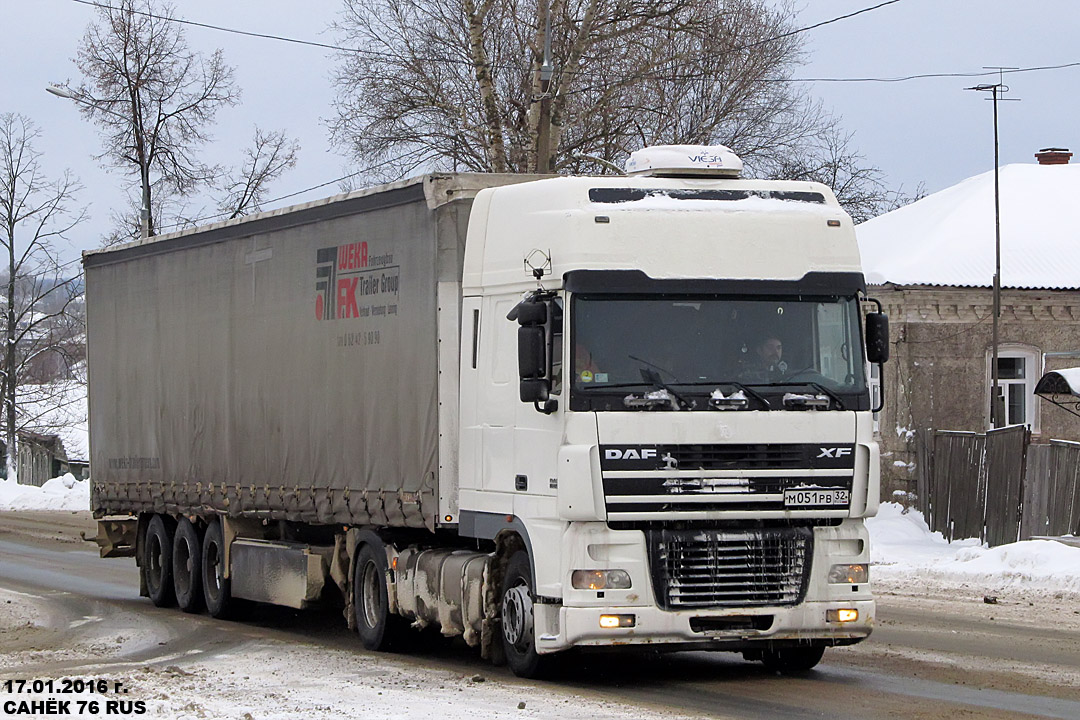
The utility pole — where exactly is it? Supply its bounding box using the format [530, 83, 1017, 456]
[966, 69, 1019, 428]
[47, 84, 152, 239]
[535, 0, 554, 174]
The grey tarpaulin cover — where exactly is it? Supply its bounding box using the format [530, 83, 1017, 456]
[84, 176, 494, 530]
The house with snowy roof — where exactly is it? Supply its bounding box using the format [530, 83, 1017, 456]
[857, 148, 1080, 494]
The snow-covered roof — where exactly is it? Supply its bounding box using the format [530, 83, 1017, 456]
[857, 163, 1080, 289]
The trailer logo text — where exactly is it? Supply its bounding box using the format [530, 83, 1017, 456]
[315, 241, 400, 321]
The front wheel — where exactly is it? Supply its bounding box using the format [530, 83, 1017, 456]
[500, 550, 552, 678]
[761, 644, 826, 674]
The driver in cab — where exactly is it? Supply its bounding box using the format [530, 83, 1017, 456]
[739, 334, 788, 383]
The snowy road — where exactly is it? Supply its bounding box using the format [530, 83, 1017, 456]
[2, 512, 1080, 720]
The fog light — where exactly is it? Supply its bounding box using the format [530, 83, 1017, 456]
[572, 569, 631, 590]
[599, 614, 635, 629]
[826, 608, 859, 623]
[828, 563, 868, 584]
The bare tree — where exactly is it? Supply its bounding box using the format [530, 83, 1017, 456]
[68, 0, 239, 238]
[328, 0, 895, 199]
[0, 113, 87, 482]
[769, 128, 926, 223]
[217, 127, 299, 219]
[330, 0, 696, 177]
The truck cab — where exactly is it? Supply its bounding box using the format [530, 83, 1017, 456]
[456, 146, 887, 675]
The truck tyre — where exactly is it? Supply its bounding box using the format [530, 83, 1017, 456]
[500, 550, 551, 678]
[353, 541, 409, 651]
[143, 515, 176, 607]
[201, 517, 234, 619]
[172, 518, 203, 613]
[761, 644, 826, 674]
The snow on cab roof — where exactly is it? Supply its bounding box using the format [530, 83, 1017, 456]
[857, 163, 1080, 290]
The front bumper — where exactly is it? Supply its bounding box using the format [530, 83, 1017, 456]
[536, 599, 874, 653]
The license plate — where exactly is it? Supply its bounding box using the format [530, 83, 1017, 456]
[784, 488, 850, 507]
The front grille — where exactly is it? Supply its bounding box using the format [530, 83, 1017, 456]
[647, 527, 813, 610]
[599, 443, 855, 472]
[600, 443, 855, 520]
[660, 444, 806, 470]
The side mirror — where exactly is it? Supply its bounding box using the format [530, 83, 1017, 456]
[512, 294, 560, 415]
[518, 326, 546, 379]
[513, 300, 547, 325]
[520, 378, 549, 403]
[866, 313, 889, 364]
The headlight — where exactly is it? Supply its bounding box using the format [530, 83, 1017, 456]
[828, 563, 868, 584]
[571, 569, 632, 590]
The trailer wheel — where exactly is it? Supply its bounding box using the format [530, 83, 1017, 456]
[353, 541, 408, 651]
[172, 518, 203, 613]
[761, 644, 826, 674]
[500, 550, 551, 678]
[201, 517, 234, 619]
[143, 515, 176, 607]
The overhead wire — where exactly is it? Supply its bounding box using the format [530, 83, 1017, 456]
[65, 0, 1080, 222]
[70, 0, 911, 81]
[66, 0, 1080, 86]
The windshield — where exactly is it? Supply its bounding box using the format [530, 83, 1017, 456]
[570, 295, 869, 411]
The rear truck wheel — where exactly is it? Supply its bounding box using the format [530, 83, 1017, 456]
[353, 539, 409, 651]
[143, 515, 176, 607]
[172, 518, 203, 613]
[500, 550, 552, 679]
[201, 517, 234, 619]
[761, 644, 826, 674]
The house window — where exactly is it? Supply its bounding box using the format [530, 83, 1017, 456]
[987, 345, 1041, 432]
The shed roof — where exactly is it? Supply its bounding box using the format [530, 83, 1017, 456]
[857, 163, 1080, 290]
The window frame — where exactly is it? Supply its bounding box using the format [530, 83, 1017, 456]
[985, 343, 1042, 433]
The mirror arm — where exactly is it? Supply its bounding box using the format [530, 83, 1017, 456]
[534, 398, 558, 415]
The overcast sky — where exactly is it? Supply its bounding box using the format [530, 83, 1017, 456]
[4, 0, 1080, 258]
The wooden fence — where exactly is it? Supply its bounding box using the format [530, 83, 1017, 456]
[1021, 441, 1080, 538]
[913, 425, 1076, 546]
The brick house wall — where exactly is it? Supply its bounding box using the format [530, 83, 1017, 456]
[871, 284, 1080, 498]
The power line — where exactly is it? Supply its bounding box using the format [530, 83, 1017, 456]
[70, 0, 1080, 88]
[69, 0, 906, 78]
[737, 0, 904, 51]
[70, 0, 351, 55]
[791, 62, 1080, 84]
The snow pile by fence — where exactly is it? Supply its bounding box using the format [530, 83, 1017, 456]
[0, 473, 89, 512]
[868, 502, 1080, 599]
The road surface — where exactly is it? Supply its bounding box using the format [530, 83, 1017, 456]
[2, 511, 1078, 719]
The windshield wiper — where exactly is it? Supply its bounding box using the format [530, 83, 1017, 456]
[624, 368, 693, 410]
[655, 380, 771, 410]
[711, 381, 771, 410]
[746, 381, 846, 410]
[803, 382, 845, 410]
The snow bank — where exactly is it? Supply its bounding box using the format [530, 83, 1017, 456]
[868, 502, 1080, 598]
[0, 473, 89, 512]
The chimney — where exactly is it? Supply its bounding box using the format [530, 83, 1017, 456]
[1035, 147, 1072, 165]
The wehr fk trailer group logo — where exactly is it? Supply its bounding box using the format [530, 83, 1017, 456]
[315, 241, 400, 321]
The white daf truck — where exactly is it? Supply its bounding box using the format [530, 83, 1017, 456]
[86, 145, 889, 678]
